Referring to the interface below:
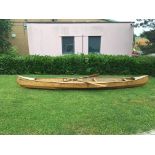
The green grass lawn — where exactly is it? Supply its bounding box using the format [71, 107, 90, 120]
[0, 75, 155, 135]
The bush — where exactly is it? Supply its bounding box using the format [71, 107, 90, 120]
[0, 20, 13, 53]
[0, 54, 155, 76]
[0, 46, 20, 57]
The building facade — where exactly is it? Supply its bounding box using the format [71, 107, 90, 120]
[10, 19, 134, 56]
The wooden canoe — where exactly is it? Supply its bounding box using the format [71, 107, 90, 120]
[16, 75, 149, 90]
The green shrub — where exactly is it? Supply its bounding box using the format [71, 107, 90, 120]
[0, 19, 13, 53]
[0, 46, 20, 57]
[0, 54, 155, 76]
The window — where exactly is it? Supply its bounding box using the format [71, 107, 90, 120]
[88, 36, 101, 53]
[62, 37, 74, 54]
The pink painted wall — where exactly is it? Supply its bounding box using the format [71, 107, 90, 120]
[27, 23, 133, 56]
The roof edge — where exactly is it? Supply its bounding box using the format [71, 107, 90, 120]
[25, 21, 134, 24]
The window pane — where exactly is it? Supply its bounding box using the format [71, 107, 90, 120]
[62, 37, 74, 54]
[88, 36, 101, 53]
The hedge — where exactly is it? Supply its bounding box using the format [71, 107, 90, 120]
[0, 54, 155, 76]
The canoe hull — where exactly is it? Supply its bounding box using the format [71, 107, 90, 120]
[16, 75, 149, 90]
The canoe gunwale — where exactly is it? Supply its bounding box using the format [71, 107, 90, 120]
[17, 75, 149, 89]
[17, 75, 148, 84]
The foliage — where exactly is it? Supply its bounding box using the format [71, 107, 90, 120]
[0, 46, 20, 57]
[135, 19, 155, 28]
[139, 43, 155, 55]
[141, 29, 155, 42]
[0, 54, 155, 76]
[134, 19, 155, 54]
[0, 19, 13, 52]
[140, 30, 155, 54]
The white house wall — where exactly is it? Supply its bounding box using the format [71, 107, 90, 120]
[27, 23, 133, 56]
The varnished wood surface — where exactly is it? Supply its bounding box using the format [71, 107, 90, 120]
[16, 75, 149, 90]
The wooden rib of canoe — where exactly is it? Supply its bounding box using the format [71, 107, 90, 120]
[16, 75, 149, 90]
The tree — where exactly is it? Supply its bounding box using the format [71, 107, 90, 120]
[135, 19, 155, 29]
[135, 19, 155, 54]
[141, 30, 155, 42]
[140, 30, 155, 54]
[0, 19, 12, 53]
